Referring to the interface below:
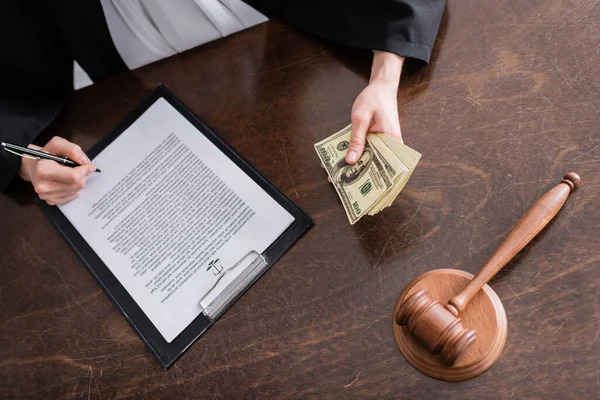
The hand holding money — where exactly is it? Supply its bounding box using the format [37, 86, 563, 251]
[315, 125, 421, 225]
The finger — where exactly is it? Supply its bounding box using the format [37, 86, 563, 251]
[383, 126, 403, 144]
[327, 176, 332, 183]
[45, 191, 82, 206]
[394, 132, 404, 144]
[34, 178, 87, 198]
[38, 190, 78, 201]
[36, 161, 93, 186]
[36, 173, 87, 196]
[387, 121, 403, 143]
[371, 113, 403, 143]
[347, 109, 372, 164]
[43, 136, 93, 166]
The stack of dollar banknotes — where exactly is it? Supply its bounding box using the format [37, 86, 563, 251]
[315, 124, 421, 225]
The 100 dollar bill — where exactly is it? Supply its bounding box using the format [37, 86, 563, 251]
[314, 125, 393, 224]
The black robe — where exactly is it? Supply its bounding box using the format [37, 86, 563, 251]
[0, 0, 445, 193]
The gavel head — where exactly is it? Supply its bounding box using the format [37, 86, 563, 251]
[395, 289, 477, 366]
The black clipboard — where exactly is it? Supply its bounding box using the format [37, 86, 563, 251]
[38, 85, 313, 369]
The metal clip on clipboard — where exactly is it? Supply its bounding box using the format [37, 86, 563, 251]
[198, 250, 267, 320]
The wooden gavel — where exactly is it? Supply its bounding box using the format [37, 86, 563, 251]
[395, 172, 580, 366]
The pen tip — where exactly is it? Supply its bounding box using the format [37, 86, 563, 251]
[96, 169, 102, 173]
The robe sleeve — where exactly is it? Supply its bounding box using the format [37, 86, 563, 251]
[0, 95, 69, 193]
[0, 1, 126, 193]
[245, 0, 446, 62]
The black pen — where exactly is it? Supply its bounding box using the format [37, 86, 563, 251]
[1, 142, 101, 172]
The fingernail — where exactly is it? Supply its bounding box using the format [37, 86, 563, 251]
[347, 151, 358, 163]
[88, 165, 96, 174]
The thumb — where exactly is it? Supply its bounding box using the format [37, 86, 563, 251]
[346, 111, 372, 164]
[44, 136, 92, 166]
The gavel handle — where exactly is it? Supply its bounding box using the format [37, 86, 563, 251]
[446, 172, 580, 317]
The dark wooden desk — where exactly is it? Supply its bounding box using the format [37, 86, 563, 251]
[1, 4, 599, 399]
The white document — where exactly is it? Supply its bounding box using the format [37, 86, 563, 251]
[59, 98, 294, 342]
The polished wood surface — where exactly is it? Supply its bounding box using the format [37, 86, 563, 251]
[1, 0, 599, 397]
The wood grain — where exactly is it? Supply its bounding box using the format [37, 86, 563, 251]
[1, 1, 600, 398]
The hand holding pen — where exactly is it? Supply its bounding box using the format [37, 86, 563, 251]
[3, 136, 99, 205]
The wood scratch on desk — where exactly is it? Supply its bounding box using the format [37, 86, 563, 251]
[72, 295, 111, 332]
[70, 353, 122, 363]
[468, 192, 489, 264]
[551, 344, 562, 371]
[372, 188, 428, 269]
[289, 353, 317, 376]
[3, 291, 101, 324]
[566, 143, 600, 163]
[498, 178, 554, 195]
[506, 284, 522, 307]
[566, 158, 600, 165]
[503, 255, 600, 303]
[279, 147, 300, 201]
[540, 132, 575, 152]
[255, 50, 325, 75]
[104, 354, 144, 375]
[344, 371, 361, 388]
[212, 384, 221, 400]
[553, 318, 569, 333]
[70, 294, 134, 340]
[95, 382, 103, 400]
[273, 271, 298, 326]
[175, 364, 190, 400]
[24, 251, 40, 273]
[21, 238, 44, 274]
[423, 178, 480, 190]
[593, 321, 600, 343]
[86, 366, 93, 400]
[526, 268, 543, 287]
[219, 290, 283, 323]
